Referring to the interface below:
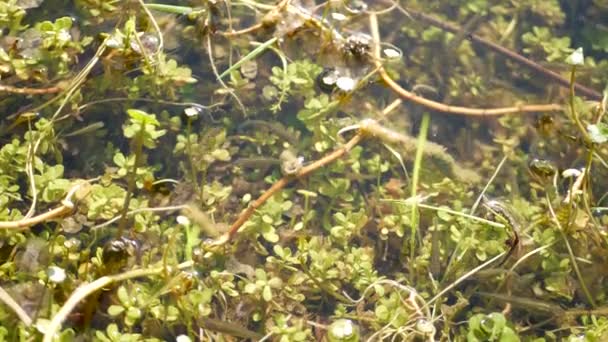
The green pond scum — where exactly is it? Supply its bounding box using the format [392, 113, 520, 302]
[1, 0, 608, 340]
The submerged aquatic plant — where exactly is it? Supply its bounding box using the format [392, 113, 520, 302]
[0, 0, 608, 341]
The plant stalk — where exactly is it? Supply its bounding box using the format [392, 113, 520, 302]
[117, 122, 146, 236]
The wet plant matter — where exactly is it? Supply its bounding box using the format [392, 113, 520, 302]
[1, 0, 608, 340]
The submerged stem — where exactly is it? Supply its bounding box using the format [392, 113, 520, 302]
[369, 12, 564, 116]
[407, 113, 430, 275]
[569, 66, 590, 142]
[117, 122, 146, 236]
[546, 194, 596, 307]
[185, 118, 202, 203]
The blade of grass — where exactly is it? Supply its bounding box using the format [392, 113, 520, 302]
[382, 142, 409, 181]
[0, 285, 32, 326]
[441, 153, 507, 284]
[43, 261, 194, 342]
[382, 199, 506, 228]
[546, 193, 596, 307]
[406, 112, 430, 274]
[144, 3, 196, 15]
[219, 37, 278, 79]
[424, 251, 506, 309]
[470, 155, 508, 215]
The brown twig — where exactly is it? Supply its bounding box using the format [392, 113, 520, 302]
[0, 182, 89, 230]
[220, 22, 264, 37]
[217, 100, 402, 244]
[225, 134, 364, 241]
[0, 285, 32, 326]
[0, 83, 62, 95]
[219, 0, 290, 37]
[0, 205, 73, 230]
[404, 7, 603, 101]
[369, 13, 564, 116]
[43, 260, 195, 342]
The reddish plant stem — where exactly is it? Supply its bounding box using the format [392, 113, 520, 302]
[369, 13, 564, 116]
[405, 8, 602, 101]
[223, 99, 404, 242]
[226, 133, 364, 241]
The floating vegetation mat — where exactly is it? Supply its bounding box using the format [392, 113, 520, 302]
[1, 0, 608, 340]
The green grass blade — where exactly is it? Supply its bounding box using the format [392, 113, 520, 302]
[218, 37, 278, 80]
[407, 112, 430, 270]
[382, 199, 505, 228]
[145, 3, 195, 15]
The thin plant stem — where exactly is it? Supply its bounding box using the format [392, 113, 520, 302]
[185, 118, 201, 201]
[407, 113, 430, 274]
[206, 33, 246, 114]
[0, 83, 62, 94]
[378, 64, 562, 116]
[0, 181, 91, 230]
[582, 149, 607, 246]
[402, 6, 602, 101]
[545, 194, 596, 307]
[566, 63, 605, 247]
[220, 130, 364, 243]
[117, 121, 146, 236]
[42, 261, 194, 342]
[213, 100, 402, 244]
[138, 0, 164, 55]
[381, 200, 505, 228]
[144, 3, 198, 15]
[470, 155, 508, 215]
[218, 37, 278, 79]
[24, 118, 38, 219]
[56, 97, 223, 123]
[129, 17, 154, 70]
[298, 258, 351, 303]
[0, 285, 32, 326]
[440, 153, 507, 284]
[569, 66, 590, 141]
[221, 22, 264, 37]
[7, 38, 108, 122]
[0, 206, 72, 231]
[424, 251, 506, 309]
[8, 39, 109, 231]
[368, 13, 564, 116]
[221, 0, 289, 37]
[91, 204, 188, 230]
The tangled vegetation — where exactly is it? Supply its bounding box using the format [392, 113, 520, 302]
[1, 0, 608, 340]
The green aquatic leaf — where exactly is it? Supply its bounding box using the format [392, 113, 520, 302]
[587, 123, 608, 144]
[108, 305, 125, 316]
[566, 47, 584, 66]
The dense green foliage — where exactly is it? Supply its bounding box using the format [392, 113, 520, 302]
[1, 0, 608, 341]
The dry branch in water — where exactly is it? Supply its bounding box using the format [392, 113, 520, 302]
[368, 13, 565, 116]
[213, 99, 403, 244]
[0, 182, 90, 230]
[0, 83, 63, 95]
[404, 7, 603, 101]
